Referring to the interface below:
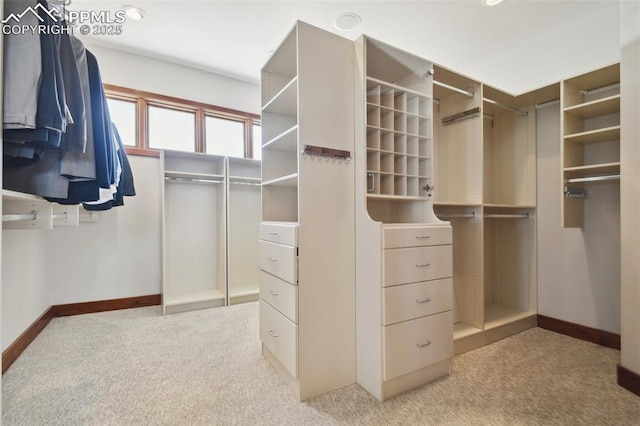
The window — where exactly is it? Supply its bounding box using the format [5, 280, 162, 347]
[205, 116, 245, 157]
[106, 98, 137, 147]
[148, 105, 196, 152]
[103, 84, 260, 159]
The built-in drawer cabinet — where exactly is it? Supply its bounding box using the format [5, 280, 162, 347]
[259, 222, 299, 246]
[384, 245, 452, 287]
[260, 300, 298, 379]
[383, 278, 453, 325]
[383, 310, 454, 381]
[260, 271, 298, 323]
[259, 240, 297, 285]
[383, 226, 453, 249]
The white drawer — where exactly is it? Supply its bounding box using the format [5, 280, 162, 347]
[383, 278, 453, 325]
[383, 310, 453, 381]
[260, 300, 297, 378]
[260, 271, 298, 323]
[259, 222, 298, 246]
[384, 245, 452, 287]
[259, 240, 297, 284]
[383, 225, 452, 249]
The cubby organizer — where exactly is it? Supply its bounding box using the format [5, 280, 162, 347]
[365, 61, 433, 199]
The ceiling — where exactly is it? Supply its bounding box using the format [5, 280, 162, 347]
[69, 0, 622, 95]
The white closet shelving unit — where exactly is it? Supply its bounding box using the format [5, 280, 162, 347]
[355, 36, 453, 402]
[259, 21, 355, 401]
[561, 63, 620, 228]
[161, 150, 227, 314]
[226, 157, 261, 305]
[2, 189, 99, 230]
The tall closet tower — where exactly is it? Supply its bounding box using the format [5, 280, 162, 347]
[354, 36, 454, 401]
[258, 21, 355, 401]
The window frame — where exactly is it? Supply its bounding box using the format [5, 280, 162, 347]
[104, 84, 261, 158]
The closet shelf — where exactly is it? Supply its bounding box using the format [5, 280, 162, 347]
[366, 194, 429, 201]
[433, 201, 482, 207]
[563, 94, 620, 118]
[261, 76, 298, 116]
[2, 189, 42, 201]
[366, 125, 430, 140]
[262, 173, 298, 187]
[366, 147, 430, 160]
[164, 290, 225, 307]
[366, 76, 431, 100]
[453, 323, 483, 340]
[484, 303, 535, 330]
[483, 203, 536, 209]
[563, 125, 620, 144]
[564, 162, 620, 179]
[263, 125, 298, 151]
[366, 102, 430, 120]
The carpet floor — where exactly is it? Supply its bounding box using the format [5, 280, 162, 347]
[3, 301, 639, 425]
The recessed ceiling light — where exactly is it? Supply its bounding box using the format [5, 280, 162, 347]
[482, 0, 505, 6]
[122, 5, 145, 20]
[334, 12, 361, 31]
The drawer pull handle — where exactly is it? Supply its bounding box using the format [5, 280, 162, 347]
[416, 263, 431, 268]
[268, 330, 279, 338]
[268, 290, 279, 296]
[268, 232, 279, 236]
[267, 257, 278, 262]
[416, 340, 432, 348]
[416, 298, 431, 304]
[415, 235, 431, 239]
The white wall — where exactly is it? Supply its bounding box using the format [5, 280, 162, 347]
[85, 44, 260, 114]
[537, 103, 621, 334]
[620, 0, 640, 376]
[2, 45, 260, 351]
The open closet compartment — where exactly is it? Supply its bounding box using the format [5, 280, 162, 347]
[561, 63, 620, 228]
[161, 150, 226, 314]
[432, 65, 484, 354]
[482, 85, 538, 345]
[355, 36, 453, 402]
[227, 157, 261, 305]
[259, 21, 356, 401]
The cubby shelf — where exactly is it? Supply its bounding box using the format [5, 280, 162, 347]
[563, 125, 620, 145]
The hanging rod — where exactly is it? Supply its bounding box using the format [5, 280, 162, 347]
[442, 107, 480, 126]
[438, 212, 476, 219]
[483, 98, 528, 116]
[565, 174, 620, 184]
[484, 213, 530, 219]
[579, 83, 620, 96]
[52, 212, 69, 220]
[2, 211, 37, 222]
[433, 81, 474, 98]
[164, 176, 223, 184]
[229, 181, 261, 187]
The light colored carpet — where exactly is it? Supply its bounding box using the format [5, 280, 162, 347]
[2, 302, 639, 425]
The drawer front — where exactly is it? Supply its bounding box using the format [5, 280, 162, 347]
[384, 245, 452, 287]
[383, 310, 453, 381]
[383, 225, 452, 249]
[383, 278, 453, 325]
[260, 271, 298, 323]
[259, 240, 297, 284]
[260, 300, 297, 378]
[259, 222, 298, 246]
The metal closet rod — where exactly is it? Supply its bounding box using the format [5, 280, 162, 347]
[483, 98, 528, 116]
[579, 83, 620, 96]
[164, 176, 223, 184]
[229, 180, 261, 187]
[433, 80, 474, 98]
[438, 212, 476, 219]
[2, 211, 37, 222]
[565, 174, 620, 184]
[484, 212, 530, 219]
